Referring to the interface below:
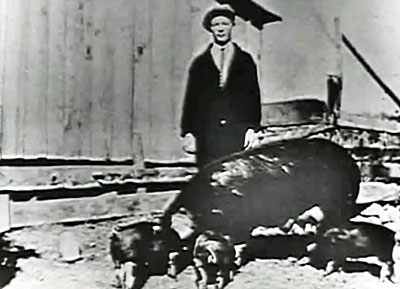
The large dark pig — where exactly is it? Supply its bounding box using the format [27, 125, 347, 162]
[164, 138, 362, 244]
[109, 222, 182, 289]
[310, 222, 395, 282]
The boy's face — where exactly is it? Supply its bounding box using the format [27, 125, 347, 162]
[210, 16, 233, 45]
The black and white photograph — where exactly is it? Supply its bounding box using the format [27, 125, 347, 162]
[0, 0, 400, 288]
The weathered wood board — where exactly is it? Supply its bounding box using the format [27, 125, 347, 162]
[10, 190, 179, 228]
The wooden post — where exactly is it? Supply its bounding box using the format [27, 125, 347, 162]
[132, 132, 145, 176]
[0, 194, 10, 233]
[327, 17, 342, 125]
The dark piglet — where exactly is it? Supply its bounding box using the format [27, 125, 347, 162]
[109, 222, 182, 289]
[311, 222, 395, 282]
[193, 230, 236, 289]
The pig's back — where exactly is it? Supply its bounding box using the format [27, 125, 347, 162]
[173, 138, 361, 243]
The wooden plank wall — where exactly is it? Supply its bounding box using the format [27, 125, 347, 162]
[0, 0, 263, 161]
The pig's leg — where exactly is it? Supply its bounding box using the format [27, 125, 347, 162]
[112, 266, 123, 288]
[216, 267, 231, 289]
[167, 251, 180, 279]
[120, 261, 148, 289]
[379, 261, 392, 282]
[234, 244, 247, 267]
[324, 259, 341, 276]
[195, 268, 208, 289]
[193, 265, 202, 287]
[193, 258, 208, 289]
[121, 262, 134, 289]
[229, 268, 234, 281]
[297, 242, 318, 266]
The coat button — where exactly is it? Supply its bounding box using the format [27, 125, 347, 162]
[220, 119, 226, 125]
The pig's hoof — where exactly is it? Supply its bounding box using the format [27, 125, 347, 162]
[216, 276, 227, 289]
[379, 262, 392, 283]
[110, 276, 122, 288]
[297, 256, 311, 266]
[322, 270, 336, 277]
[196, 280, 207, 289]
[390, 275, 400, 284]
[167, 265, 177, 279]
[229, 270, 234, 281]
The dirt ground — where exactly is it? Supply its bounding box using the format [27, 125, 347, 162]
[0, 219, 398, 289]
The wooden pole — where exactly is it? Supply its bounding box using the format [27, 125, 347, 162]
[327, 17, 342, 125]
[342, 34, 400, 110]
[132, 132, 145, 176]
[334, 17, 342, 79]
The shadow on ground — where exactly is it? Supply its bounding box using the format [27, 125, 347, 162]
[341, 262, 381, 277]
[246, 235, 311, 260]
[0, 233, 39, 288]
[245, 235, 384, 280]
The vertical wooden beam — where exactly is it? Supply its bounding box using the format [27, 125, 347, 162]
[47, 0, 67, 158]
[110, 0, 135, 160]
[0, 0, 9, 157]
[171, 0, 193, 160]
[132, 132, 145, 172]
[23, 0, 49, 157]
[1, 0, 18, 157]
[327, 17, 342, 124]
[90, 0, 115, 160]
[334, 16, 342, 119]
[63, 0, 84, 157]
[80, 0, 95, 158]
[15, 0, 30, 157]
[150, 0, 175, 159]
[334, 18, 342, 76]
[133, 0, 152, 158]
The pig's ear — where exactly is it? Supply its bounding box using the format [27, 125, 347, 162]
[335, 232, 349, 241]
[324, 228, 346, 242]
[223, 234, 232, 243]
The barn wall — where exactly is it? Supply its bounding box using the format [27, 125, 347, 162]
[0, 0, 266, 161]
[5, 0, 381, 161]
[0, 0, 137, 160]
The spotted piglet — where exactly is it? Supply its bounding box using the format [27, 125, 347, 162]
[193, 230, 236, 289]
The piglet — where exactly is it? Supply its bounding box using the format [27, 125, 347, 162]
[109, 221, 182, 289]
[193, 230, 236, 289]
[310, 222, 394, 282]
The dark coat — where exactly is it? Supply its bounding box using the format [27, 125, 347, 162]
[181, 43, 261, 167]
